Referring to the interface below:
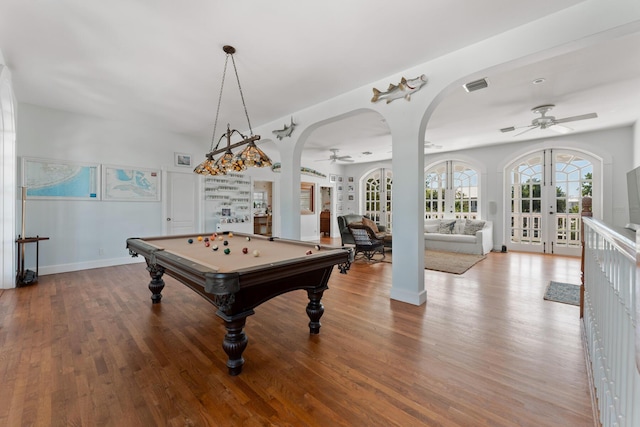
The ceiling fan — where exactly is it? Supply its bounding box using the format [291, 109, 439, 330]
[500, 104, 598, 136]
[316, 148, 354, 163]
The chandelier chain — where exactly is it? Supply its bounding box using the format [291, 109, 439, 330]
[230, 54, 254, 136]
[210, 54, 230, 152]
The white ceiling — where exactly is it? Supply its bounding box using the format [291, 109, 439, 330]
[1, 1, 639, 164]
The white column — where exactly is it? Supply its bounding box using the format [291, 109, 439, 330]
[0, 63, 17, 288]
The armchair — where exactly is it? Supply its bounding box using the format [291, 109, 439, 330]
[347, 223, 386, 261]
[337, 214, 391, 248]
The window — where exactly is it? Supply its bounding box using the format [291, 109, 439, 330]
[425, 161, 479, 219]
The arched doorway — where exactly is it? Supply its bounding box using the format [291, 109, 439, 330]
[506, 148, 600, 256]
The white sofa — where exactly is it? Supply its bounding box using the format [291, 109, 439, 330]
[424, 218, 493, 255]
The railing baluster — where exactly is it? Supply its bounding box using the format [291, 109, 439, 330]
[582, 218, 639, 427]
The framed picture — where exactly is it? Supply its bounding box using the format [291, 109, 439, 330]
[348, 185, 354, 193]
[348, 176, 354, 183]
[348, 194, 354, 201]
[22, 157, 100, 200]
[330, 174, 337, 183]
[337, 185, 343, 192]
[338, 176, 343, 183]
[337, 203, 343, 212]
[221, 208, 232, 217]
[175, 152, 192, 167]
[102, 165, 161, 201]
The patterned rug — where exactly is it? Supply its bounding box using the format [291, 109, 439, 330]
[544, 281, 580, 306]
[379, 250, 486, 274]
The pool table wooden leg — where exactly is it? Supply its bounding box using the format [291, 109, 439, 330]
[222, 317, 249, 376]
[145, 263, 165, 304]
[306, 289, 325, 334]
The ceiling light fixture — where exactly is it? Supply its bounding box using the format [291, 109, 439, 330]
[194, 45, 272, 176]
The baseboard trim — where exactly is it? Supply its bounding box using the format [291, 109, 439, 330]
[39, 256, 145, 276]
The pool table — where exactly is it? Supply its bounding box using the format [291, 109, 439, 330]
[126, 232, 351, 375]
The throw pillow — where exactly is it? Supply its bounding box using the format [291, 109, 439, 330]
[438, 220, 456, 234]
[454, 219, 466, 234]
[362, 217, 379, 233]
[463, 219, 486, 235]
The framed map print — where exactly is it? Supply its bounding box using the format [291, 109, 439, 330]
[22, 157, 100, 200]
[102, 165, 161, 201]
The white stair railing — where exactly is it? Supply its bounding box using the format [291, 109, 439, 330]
[582, 218, 639, 427]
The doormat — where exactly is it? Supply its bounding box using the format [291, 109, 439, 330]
[544, 281, 580, 306]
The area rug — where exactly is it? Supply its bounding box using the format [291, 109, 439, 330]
[544, 281, 580, 306]
[381, 250, 485, 274]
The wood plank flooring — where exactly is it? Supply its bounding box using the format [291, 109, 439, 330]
[0, 247, 595, 426]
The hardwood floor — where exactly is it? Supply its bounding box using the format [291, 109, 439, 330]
[0, 245, 595, 426]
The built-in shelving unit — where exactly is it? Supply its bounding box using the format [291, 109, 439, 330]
[203, 173, 253, 233]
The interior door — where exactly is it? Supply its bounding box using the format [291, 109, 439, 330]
[165, 171, 198, 235]
[507, 149, 597, 256]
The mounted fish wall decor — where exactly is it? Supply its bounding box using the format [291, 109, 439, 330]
[272, 117, 297, 140]
[371, 74, 427, 104]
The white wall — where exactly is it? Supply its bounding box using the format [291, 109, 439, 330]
[16, 103, 206, 274]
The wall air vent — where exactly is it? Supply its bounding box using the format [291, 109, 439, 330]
[463, 78, 489, 93]
[500, 126, 515, 133]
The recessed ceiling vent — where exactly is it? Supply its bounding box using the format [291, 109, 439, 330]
[463, 78, 489, 92]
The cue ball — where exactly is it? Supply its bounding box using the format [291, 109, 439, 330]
[212, 245, 218, 251]
[188, 238, 193, 244]
[253, 250, 260, 257]
[242, 247, 248, 254]
[224, 248, 231, 255]
[223, 240, 229, 246]
[306, 250, 313, 255]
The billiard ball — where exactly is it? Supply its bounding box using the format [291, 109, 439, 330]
[315, 245, 321, 250]
[218, 236, 223, 241]
[246, 236, 251, 241]
[306, 250, 312, 255]
[252, 250, 260, 257]
[205, 241, 210, 247]
[228, 232, 234, 238]
[242, 247, 248, 254]
[223, 240, 229, 246]
[204, 237, 209, 242]
[197, 236, 203, 241]
[224, 248, 231, 255]
[188, 238, 193, 244]
[212, 245, 218, 251]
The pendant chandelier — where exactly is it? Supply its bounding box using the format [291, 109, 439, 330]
[194, 45, 272, 176]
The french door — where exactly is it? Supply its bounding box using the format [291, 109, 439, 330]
[363, 168, 393, 231]
[507, 149, 598, 256]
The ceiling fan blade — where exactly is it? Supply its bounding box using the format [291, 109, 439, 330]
[341, 158, 355, 163]
[514, 125, 537, 136]
[554, 112, 598, 124]
[336, 155, 352, 160]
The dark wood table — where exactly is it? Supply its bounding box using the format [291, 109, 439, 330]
[127, 232, 351, 375]
[16, 235, 49, 287]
